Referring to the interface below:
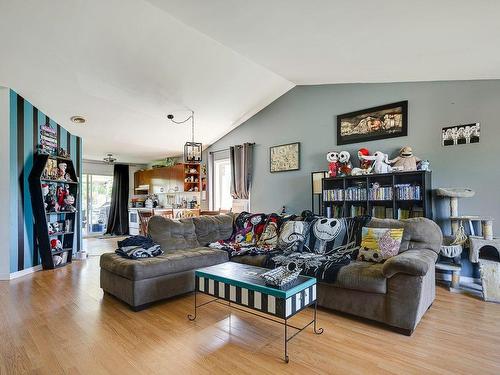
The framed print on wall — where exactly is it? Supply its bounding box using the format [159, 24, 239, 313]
[269, 142, 300, 173]
[336, 100, 408, 145]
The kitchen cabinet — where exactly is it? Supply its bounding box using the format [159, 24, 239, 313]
[134, 164, 186, 193]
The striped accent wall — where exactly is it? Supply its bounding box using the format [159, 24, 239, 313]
[8, 90, 82, 273]
[196, 275, 316, 319]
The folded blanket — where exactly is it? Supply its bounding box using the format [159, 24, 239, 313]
[118, 235, 157, 249]
[209, 240, 274, 257]
[115, 244, 163, 259]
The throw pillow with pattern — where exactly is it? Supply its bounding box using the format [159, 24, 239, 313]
[276, 220, 310, 254]
[357, 227, 404, 263]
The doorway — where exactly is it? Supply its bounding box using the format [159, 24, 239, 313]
[82, 174, 113, 237]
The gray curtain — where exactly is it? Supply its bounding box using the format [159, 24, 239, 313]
[230, 143, 254, 199]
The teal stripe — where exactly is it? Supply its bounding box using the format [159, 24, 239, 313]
[37, 109, 44, 145]
[195, 270, 316, 299]
[59, 126, 67, 151]
[9, 90, 18, 273]
[23, 100, 34, 269]
[70, 135, 78, 252]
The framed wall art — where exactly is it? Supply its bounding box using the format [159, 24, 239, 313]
[442, 123, 480, 146]
[269, 142, 300, 173]
[337, 101, 408, 145]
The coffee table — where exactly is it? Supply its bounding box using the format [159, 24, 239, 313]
[187, 262, 323, 363]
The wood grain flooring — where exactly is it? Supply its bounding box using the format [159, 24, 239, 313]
[0, 237, 499, 374]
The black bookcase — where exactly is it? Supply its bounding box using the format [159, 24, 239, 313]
[321, 171, 432, 220]
[28, 153, 79, 269]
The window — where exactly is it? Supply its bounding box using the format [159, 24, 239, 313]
[213, 158, 232, 210]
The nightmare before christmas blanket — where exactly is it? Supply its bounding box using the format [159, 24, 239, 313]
[267, 216, 370, 283]
[209, 212, 291, 257]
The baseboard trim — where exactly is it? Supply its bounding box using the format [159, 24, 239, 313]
[436, 272, 480, 284]
[8, 265, 43, 280]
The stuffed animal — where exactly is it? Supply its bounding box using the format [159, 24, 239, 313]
[326, 151, 340, 177]
[57, 184, 70, 207]
[338, 151, 353, 176]
[419, 160, 431, 171]
[360, 151, 393, 174]
[41, 184, 49, 209]
[45, 184, 58, 212]
[388, 146, 421, 171]
[57, 163, 67, 180]
[50, 239, 63, 251]
[358, 148, 372, 170]
[47, 222, 55, 235]
[62, 194, 76, 212]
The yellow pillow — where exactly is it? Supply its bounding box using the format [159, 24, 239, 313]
[358, 227, 404, 263]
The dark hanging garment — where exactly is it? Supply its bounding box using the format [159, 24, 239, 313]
[106, 164, 130, 235]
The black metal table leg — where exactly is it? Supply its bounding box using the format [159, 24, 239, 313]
[313, 301, 324, 334]
[284, 318, 289, 363]
[188, 289, 197, 321]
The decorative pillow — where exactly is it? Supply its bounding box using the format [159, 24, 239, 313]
[357, 227, 404, 263]
[276, 220, 310, 254]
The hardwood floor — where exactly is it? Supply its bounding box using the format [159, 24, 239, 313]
[0, 237, 499, 374]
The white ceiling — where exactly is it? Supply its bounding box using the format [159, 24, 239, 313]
[1, 1, 499, 163]
[0, 0, 293, 163]
[156, 0, 500, 84]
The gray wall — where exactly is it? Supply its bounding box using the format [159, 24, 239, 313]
[207, 80, 500, 236]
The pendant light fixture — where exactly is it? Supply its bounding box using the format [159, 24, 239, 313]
[167, 110, 202, 163]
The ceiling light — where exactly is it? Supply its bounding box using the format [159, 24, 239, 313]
[70, 115, 86, 124]
[167, 111, 202, 163]
[103, 153, 117, 163]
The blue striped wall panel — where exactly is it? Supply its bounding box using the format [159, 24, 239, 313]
[9, 89, 82, 273]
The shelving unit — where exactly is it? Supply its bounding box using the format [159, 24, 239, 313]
[28, 153, 79, 269]
[321, 170, 432, 219]
[183, 163, 201, 193]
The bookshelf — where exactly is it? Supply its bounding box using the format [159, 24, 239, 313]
[321, 171, 432, 219]
[28, 153, 79, 269]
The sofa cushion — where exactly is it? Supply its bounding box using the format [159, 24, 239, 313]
[192, 214, 234, 246]
[148, 216, 200, 252]
[100, 247, 228, 281]
[367, 217, 442, 254]
[333, 261, 387, 294]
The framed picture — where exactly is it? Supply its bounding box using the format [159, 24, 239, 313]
[270, 142, 300, 173]
[442, 123, 480, 146]
[337, 101, 408, 145]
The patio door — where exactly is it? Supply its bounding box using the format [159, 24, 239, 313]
[82, 174, 113, 237]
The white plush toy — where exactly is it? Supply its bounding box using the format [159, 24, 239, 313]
[360, 151, 393, 174]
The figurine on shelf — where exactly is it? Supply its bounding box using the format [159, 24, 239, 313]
[419, 160, 431, 171]
[326, 151, 340, 177]
[41, 184, 49, 209]
[46, 184, 58, 212]
[50, 239, 63, 251]
[58, 147, 70, 158]
[57, 184, 70, 207]
[57, 163, 68, 180]
[62, 194, 77, 212]
[338, 151, 353, 176]
[47, 222, 55, 235]
[388, 146, 421, 172]
[52, 222, 61, 233]
[360, 151, 392, 174]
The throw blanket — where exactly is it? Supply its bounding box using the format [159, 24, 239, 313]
[209, 240, 274, 257]
[115, 235, 163, 259]
[267, 215, 370, 283]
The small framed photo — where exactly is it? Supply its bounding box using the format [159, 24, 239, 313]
[269, 142, 300, 173]
[337, 101, 408, 145]
[442, 123, 480, 146]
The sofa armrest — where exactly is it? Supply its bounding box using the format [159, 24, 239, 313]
[382, 249, 438, 278]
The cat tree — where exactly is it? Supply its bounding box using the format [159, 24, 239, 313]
[436, 188, 500, 301]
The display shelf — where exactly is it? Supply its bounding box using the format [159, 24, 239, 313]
[321, 171, 432, 220]
[29, 152, 79, 270]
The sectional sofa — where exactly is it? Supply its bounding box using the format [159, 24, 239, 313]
[100, 214, 442, 335]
